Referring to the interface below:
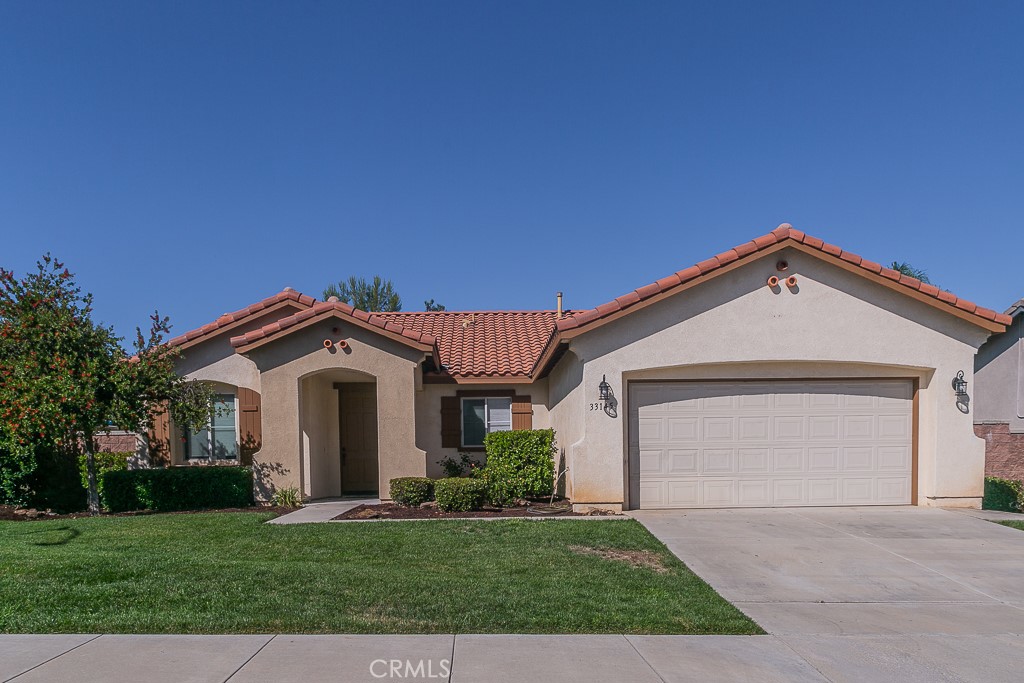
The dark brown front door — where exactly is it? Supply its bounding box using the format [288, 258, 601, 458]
[338, 383, 379, 494]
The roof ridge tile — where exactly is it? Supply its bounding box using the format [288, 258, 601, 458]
[555, 223, 1011, 332]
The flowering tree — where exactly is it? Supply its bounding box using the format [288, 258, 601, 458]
[0, 255, 215, 512]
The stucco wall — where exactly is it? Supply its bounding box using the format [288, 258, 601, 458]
[174, 309, 306, 392]
[300, 373, 343, 499]
[556, 248, 993, 509]
[415, 381, 550, 478]
[547, 350, 584, 499]
[242, 317, 428, 500]
[975, 313, 1024, 432]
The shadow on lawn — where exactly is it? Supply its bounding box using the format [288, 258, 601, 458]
[23, 525, 81, 546]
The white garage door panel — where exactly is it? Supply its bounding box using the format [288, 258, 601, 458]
[631, 380, 913, 508]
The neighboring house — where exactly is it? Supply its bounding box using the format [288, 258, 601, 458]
[145, 224, 1010, 510]
[974, 299, 1024, 480]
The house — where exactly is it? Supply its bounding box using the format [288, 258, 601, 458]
[974, 299, 1024, 480]
[147, 224, 1010, 510]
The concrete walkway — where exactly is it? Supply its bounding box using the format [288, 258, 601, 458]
[266, 497, 378, 524]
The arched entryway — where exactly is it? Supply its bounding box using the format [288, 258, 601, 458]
[299, 369, 379, 499]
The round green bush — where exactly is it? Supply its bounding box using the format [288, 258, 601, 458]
[389, 477, 435, 507]
[434, 477, 488, 512]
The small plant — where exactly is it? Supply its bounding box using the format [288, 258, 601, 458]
[389, 477, 435, 507]
[271, 487, 302, 508]
[480, 429, 556, 506]
[436, 452, 481, 478]
[434, 477, 488, 512]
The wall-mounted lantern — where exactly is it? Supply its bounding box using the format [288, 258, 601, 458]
[598, 375, 612, 402]
[952, 370, 969, 401]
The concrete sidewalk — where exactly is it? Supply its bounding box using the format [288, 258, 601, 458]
[3, 632, 1022, 682]
[266, 498, 378, 524]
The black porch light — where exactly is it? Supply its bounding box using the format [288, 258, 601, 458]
[952, 370, 969, 400]
[598, 375, 612, 401]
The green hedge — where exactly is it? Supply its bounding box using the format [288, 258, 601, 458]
[102, 466, 253, 513]
[79, 451, 132, 510]
[389, 477, 435, 507]
[983, 477, 1023, 512]
[434, 477, 488, 512]
[481, 429, 556, 505]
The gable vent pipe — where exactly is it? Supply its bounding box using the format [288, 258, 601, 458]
[557, 292, 563, 318]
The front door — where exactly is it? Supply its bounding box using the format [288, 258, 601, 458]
[338, 383, 379, 494]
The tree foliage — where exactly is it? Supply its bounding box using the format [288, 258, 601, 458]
[0, 255, 216, 511]
[323, 275, 402, 312]
[424, 299, 446, 312]
[889, 261, 932, 285]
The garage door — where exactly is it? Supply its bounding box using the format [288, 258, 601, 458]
[630, 380, 914, 508]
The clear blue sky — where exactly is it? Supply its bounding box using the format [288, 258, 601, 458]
[2, 1, 1022, 340]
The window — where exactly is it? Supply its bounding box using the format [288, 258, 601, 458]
[461, 397, 512, 447]
[185, 393, 238, 460]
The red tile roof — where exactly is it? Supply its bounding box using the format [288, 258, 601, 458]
[375, 311, 560, 378]
[229, 301, 439, 354]
[167, 289, 316, 349]
[173, 225, 1009, 382]
[557, 224, 1012, 334]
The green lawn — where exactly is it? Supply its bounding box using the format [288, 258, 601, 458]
[0, 513, 759, 635]
[999, 520, 1024, 531]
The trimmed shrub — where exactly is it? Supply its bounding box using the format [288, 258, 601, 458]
[102, 466, 253, 513]
[389, 477, 435, 507]
[481, 429, 556, 505]
[983, 476, 1023, 512]
[79, 451, 132, 510]
[434, 477, 488, 512]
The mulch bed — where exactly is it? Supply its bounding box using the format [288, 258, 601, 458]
[334, 502, 605, 520]
[0, 504, 297, 522]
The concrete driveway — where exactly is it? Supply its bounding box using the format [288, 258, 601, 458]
[632, 506, 1024, 680]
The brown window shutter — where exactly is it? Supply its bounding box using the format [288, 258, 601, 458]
[441, 396, 462, 448]
[147, 401, 172, 466]
[511, 396, 533, 430]
[238, 387, 262, 464]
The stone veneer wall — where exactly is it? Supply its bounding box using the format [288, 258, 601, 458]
[93, 432, 139, 453]
[976, 423, 1024, 481]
